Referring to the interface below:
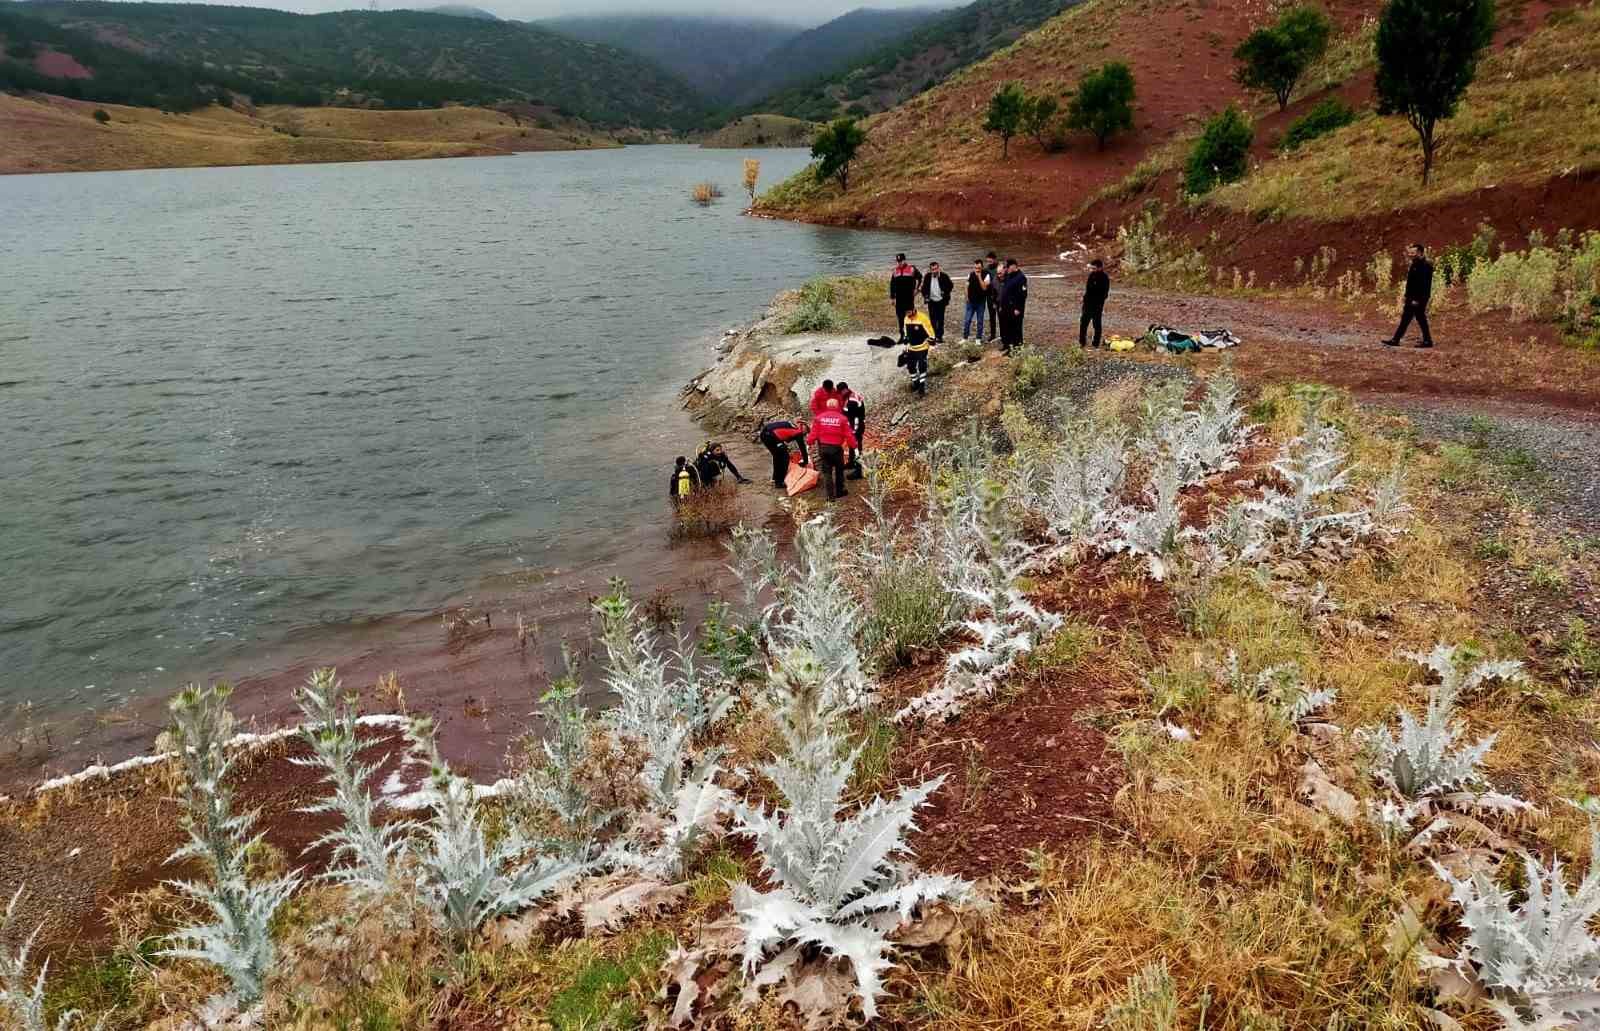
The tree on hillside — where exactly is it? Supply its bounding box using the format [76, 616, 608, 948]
[1375, 0, 1495, 185]
[1184, 105, 1255, 195]
[812, 117, 866, 192]
[1022, 93, 1061, 152]
[983, 83, 1028, 158]
[1066, 62, 1135, 150]
[1233, 5, 1332, 111]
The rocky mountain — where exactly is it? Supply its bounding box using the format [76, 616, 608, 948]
[537, 14, 798, 102]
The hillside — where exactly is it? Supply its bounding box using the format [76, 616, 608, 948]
[722, 6, 948, 109]
[747, 0, 1073, 123]
[699, 112, 816, 148]
[0, 90, 612, 174]
[8, 0, 709, 129]
[759, 0, 1599, 272]
[537, 14, 797, 103]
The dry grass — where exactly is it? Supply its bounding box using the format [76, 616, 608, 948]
[1211, 3, 1600, 219]
[890, 385, 1600, 1029]
[0, 94, 608, 176]
[690, 181, 724, 206]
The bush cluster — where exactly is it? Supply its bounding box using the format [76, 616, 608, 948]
[1184, 106, 1254, 196]
[1279, 97, 1355, 150]
[782, 278, 849, 333]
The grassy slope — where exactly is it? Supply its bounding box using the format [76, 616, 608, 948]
[0, 93, 610, 175]
[760, 0, 1597, 252]
[698, 113, 816, 148]
[1208, 2, 1600, 220]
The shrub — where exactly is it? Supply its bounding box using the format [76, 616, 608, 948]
[782, 278, 848, 333]
[862, 558, 957, 670]
[984, 82, 1028, 157]
[1008, 344, 1048, 398]
[2, 888, 99, 1030]
[811, 117, 865, 191]
[1234, 5, 1333, 111]
[1067, 61, 1135, 149]
[161, 683, 300, 1009]
[729, 690, 970, 1018]
[690, 181, 722, 206]
[1433, 829, 1600, 1029]
[1022, 93, 1062, 152]
[92, 108, 110, 124]
[1279, 97, 1354, 150]
[1184, 105, 1254, 196]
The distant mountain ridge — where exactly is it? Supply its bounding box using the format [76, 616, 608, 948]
[6, 0, 709, 128]
[724, 6, 947, 108]
[535, 14, 799, 102]
[748, 0, 1073, 121]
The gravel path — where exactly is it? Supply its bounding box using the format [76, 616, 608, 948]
[1370, 394, 1600, 533]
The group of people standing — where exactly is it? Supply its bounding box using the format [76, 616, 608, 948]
[753, 380, 867, 502]
[892, 251, 1033, 356]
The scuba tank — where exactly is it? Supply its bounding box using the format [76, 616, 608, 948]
[675, 467, 695, 497]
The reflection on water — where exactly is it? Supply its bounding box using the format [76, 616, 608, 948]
[0, 146, 989, 723]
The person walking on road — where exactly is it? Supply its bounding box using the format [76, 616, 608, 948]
[983, 251, 1001, 342]
[963, 258, 990, 342]
[901, 306, 935, 396]
[806, 397, 859, 501]
[997, 259, 1028, 353]
[889, 253, 923, 342]
[921, 260, 953, 343]
[758, 418, 809, 488]
[1080, 258, 1110, 348]
[1384, 243, 1435, 349]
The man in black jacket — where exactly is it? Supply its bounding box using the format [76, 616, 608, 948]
[983, 251, 1001, 342]
[920, 261, 954, 343]
[694, 442, 750, 488]
[1080, 258, 1110, 348]
[1384, 243, 1435, 349]
[997, 259, 1028, 353]
[889, 253, 922, 342]
[758, 419, 809, 488]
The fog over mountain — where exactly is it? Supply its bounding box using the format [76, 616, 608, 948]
[89, 0, 957, 24]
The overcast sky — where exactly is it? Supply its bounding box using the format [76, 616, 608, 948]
[157, 0, 958, 24]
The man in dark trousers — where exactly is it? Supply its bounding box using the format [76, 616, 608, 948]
[1080, 258, 1111, 348]
[757, 418, 809, 489]
[889, 253, 922, 342]
[838, 381, 866, 477]
[806, 397, 860, 501]
[1384, 243, 1435, 349]
[920, 260, 954, 343]
[962, 258, 990, 342]
[983, 251, 1001, 342]
[997, 258, 1029, 353]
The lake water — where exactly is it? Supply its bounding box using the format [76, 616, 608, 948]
[0, 146, 992, 737]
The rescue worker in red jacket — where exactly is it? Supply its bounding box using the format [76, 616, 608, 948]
[809, 378, 842, 416]
[758, 418, 809, 489]
[805, 398, 860, 501]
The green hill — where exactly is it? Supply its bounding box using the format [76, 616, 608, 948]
[6, 0, 709, 128]
[537, 14, 798, 103]
[723, 6, 948, 109]
[747, 0, 1074, 122]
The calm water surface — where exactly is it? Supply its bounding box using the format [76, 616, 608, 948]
[0, 146, 986, 725]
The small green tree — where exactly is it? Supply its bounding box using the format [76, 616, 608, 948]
[811, 117, 867, 192]
[1067, 62, 1136, 150]
[1375, 0, 1495, 185]
[1022, 93, 1061, 151]
[1184, 105, 1254, 195]
[1233, 6, 1333, 111]
[93, 109, 111, 125]
[984, 82, 1028, 158]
